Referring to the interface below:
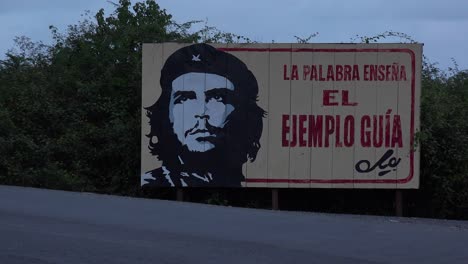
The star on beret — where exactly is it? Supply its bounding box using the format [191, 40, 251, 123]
[192, 54, 201, 62]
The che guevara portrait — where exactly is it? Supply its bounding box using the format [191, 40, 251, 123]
[142, 44, 266, 187]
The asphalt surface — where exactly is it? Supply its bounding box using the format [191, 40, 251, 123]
[1, 186, 468, 264]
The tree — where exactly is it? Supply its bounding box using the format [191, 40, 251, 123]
[0, 0, 199, 194]
[416, 65, 468, 218]
[1, 1, 468, 219]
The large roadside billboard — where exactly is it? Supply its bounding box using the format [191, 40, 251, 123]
[141, 43, 421, 189]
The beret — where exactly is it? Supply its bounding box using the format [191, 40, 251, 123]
[160, 43, 259, 97]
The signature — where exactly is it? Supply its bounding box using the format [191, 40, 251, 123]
[355, 149, 401, 176]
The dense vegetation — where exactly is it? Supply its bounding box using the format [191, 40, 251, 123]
[1, 0, 467, 219]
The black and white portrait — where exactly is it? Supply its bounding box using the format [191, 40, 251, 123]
[143, 43, 266, 187]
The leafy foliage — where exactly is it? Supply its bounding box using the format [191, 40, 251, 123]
[416, 64, 468, 218]
[1, 1, 468, 219]
[0, 0, 197, 194]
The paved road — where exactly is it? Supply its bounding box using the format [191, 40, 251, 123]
[1, 186, 467, 263]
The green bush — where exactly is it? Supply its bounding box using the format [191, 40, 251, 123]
[1, 0, 467, 219]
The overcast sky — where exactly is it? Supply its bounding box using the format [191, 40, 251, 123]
[1, 0, 467, 70]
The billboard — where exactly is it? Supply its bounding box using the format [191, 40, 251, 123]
[141, 43, 421, 189]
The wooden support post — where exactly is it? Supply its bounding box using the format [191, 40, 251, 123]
[272, 188, 279, 210]
[395, 190, 403, 217]
[176, 188, 184, 202]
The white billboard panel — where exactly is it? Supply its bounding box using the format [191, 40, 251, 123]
[141, 43, 421, 189]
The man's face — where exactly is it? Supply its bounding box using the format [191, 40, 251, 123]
[169, 72, 235, 152]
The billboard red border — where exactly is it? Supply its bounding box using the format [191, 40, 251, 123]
[219, 48, 416, 185]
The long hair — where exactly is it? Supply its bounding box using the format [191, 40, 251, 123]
[145, 44, 266, 169]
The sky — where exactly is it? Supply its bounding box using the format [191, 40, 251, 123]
[1, 0, 467, 71]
